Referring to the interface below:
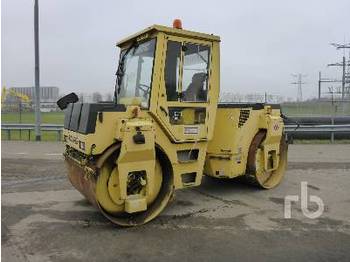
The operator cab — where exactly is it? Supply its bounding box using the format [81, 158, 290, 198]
[115, 20, 221, 142]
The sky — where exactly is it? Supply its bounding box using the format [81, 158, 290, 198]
[1, 0, 349, 100]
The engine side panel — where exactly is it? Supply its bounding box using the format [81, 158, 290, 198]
[204, 104, 284, 178]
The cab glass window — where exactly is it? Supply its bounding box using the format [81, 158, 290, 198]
[164, 41, 181, 101]
[182, 44, 210, 102]
[117, 38, 156, 108]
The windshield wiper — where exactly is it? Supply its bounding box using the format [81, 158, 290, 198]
[114, 41, 138, 103]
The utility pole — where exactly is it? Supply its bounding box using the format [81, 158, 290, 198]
[291, 73, 307, 102]
[318, 71, 321, 99]
[318, 71, 342, 100]
[34, 0, 41, 141]
[329, 43, 350, 100]
[343, 56, 346, 100]
[327, 86, 340, 143]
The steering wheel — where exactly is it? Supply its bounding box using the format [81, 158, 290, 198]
[137, 84, 151, 97]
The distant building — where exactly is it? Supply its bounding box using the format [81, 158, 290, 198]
[11, 86, 59, 102]
[11, 86, 60, 112]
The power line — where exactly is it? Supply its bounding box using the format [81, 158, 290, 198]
[318, 72, 343, 99]
[330, 43, 350, 49]
[328, 43, 350, 100]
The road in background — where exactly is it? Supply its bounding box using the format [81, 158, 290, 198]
[2, 141, 63, 160]
[2, 142, 350, 262]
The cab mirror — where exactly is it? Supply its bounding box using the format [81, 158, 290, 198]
[57, 92, 79, 110]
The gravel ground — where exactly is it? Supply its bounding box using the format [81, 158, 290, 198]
[2, 142, 350, 262]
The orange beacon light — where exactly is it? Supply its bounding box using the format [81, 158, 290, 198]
[173, 19, 183, 29]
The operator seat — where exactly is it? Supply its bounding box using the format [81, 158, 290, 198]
[183, 72, 207, 101]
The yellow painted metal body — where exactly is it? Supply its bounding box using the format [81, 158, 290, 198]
[205, 106, 284, 178]
[62, 24, 287, 226]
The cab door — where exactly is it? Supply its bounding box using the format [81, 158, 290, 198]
[152, 34, 218, 143]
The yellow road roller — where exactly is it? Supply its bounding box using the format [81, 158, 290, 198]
[58, 20, 288, 226]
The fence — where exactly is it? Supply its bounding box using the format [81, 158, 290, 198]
[1, 123, 63, 141]
[2, 122, 350, 143]
[285, 124, 350, 143]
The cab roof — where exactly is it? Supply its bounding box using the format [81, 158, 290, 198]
[117, 24, 220, 47]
